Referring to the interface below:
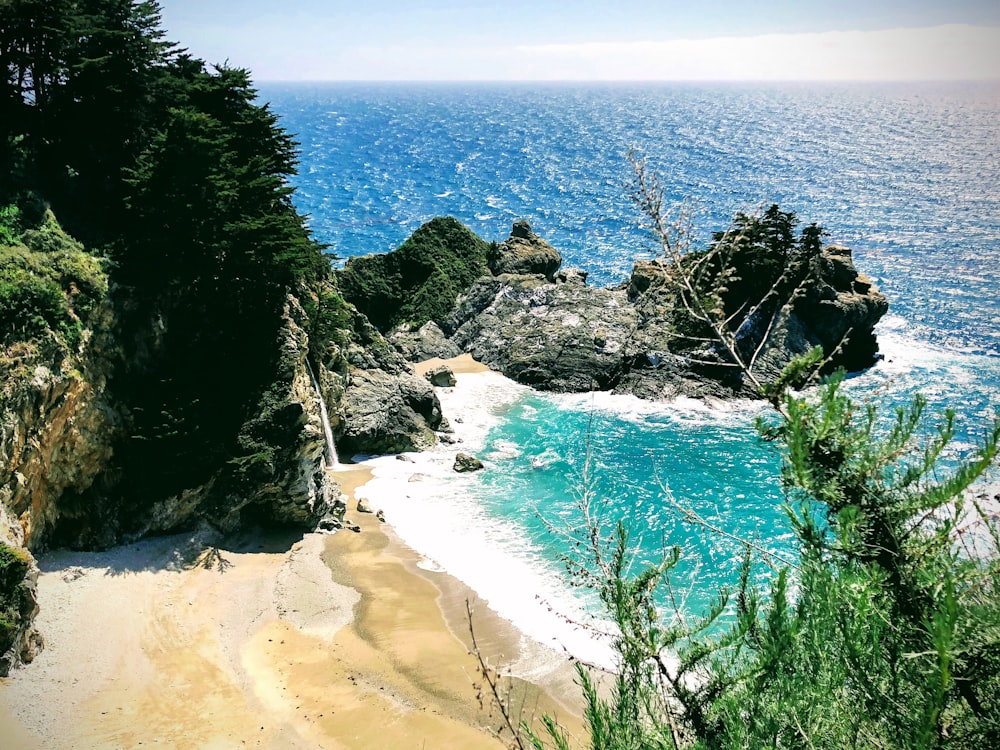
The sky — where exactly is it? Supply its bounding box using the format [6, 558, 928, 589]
[157, 1, 1000, 81]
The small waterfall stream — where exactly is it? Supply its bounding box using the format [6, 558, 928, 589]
[305, 358, 339, 470]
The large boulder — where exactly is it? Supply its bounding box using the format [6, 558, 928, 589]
[448, 273, 636, 392]
[388, 320, 462, 363]
[487, 220, 562, 280]
[423, 364, 457, 387]
[453, 453, 484, 473]
[338, 369, 443, 457]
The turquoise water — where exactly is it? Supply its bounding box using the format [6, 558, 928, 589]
[262, 82, 1000, 620]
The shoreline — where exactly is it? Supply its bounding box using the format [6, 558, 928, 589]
[0, 355, 585, 749]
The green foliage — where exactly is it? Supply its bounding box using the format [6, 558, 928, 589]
[0, 0, 339, 505]
[0, 203, 21, 246]
[0, 218, 107, 350]
[311, 284, 355, 350]
[705, 204, 826, 309]
[0, 542, 31, 655]
[337, 216, 491, 332]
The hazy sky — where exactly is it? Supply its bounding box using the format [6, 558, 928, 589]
[157, 1, 1000, 81]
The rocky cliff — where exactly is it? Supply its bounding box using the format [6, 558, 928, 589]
[0, 220, 444, 673]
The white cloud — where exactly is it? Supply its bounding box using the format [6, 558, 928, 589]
[512, 24, 1000, 81]
[311, 24, 1000, 81]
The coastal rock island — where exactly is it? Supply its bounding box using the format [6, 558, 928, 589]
[343, 214, 889, 401]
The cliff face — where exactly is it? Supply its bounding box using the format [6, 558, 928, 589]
[0, 318, 118, 550]
[0, 343, 114, 671]
[0, 225, 446, 672]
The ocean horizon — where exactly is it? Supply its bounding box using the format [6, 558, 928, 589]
[261, 80, 1000, 664]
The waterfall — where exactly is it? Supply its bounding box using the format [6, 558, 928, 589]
[305, 358, 339, 469]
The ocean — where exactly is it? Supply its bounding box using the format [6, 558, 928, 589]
[260, 81, 1000, 665]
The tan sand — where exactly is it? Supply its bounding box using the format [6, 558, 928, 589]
[413, 352, 490, 376]
[0, 360, 586, 748]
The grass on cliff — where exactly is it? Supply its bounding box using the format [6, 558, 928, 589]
[0, 205, 108, 355]
[337, 216, 490, 332]
[0, 542, 31, 654]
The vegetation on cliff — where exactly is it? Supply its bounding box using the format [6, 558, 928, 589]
[0, 0, 357, 538]
[337, 216, 491, 332]
[1, 208, 107, 353]
[0, 206, 109, 411]
[0, 541, 31, 659]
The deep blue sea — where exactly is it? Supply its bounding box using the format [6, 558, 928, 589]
[261, 82, 1000, 651]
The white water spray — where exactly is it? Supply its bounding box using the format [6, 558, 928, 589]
[305, 358, 339, 469]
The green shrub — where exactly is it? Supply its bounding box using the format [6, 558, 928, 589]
[0, 265, 79, 347]
[0, 543, 31, 655]
[0, 219, 107, 350]
[0, 204, 21, 246]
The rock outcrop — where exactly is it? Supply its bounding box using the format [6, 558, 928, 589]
[448, 273, 638, 391]
[423, 364, 457, 387]
[445, 224, 887, 398]
[486, 219, 562, 280]
[338, 368, 442, 457]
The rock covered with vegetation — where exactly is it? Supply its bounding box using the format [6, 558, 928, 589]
[0, 542, 40, 676]
[337, 216, 491, 332]
[440, 210, 889, 398]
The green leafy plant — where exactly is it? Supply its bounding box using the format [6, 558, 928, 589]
[0, 542, 31, 655]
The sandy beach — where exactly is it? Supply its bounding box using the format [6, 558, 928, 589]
[0, 357, 585, 749]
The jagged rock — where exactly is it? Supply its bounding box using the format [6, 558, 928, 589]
[338, 368, 443, 456]
[449, 240, 887, 398]
[396, 454, 415, 463]
[487, 220, 562, 280]
[356, 498, 374, 514]
[626, 258, 670, 301]
[449, 273, 637, 391]
[423, 364, 457, 387]
[555, 267, 588, 285]
[376, 509, 386, 523]
[0, 316, 120, 549]
[453, 453, 485, 473]
[389, 320, 462, 363]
